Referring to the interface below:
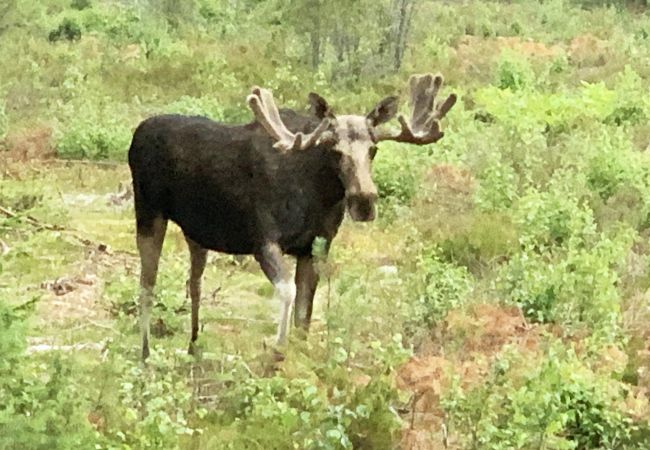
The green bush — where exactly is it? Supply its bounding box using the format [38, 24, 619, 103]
[474, 159, 519, 211]
[443, 342, 640, 450]
[373, 142, 430, 218]
[496, 50, 536, 91]
[163, 95, 227, 121]
[436, 212, 518, 270]
[513, 179, 595, 250]
[215, 338, 405, 450]
[71, 0, 91, 10]
[105, 348, 204, 449]
[0, 300, 99, 449]
[55, 98, 134, 160]
[48, 17, 82, 42]
[411, 247, 473, 328]
[499, 227, 632, 337]
[56, 118, 132, 160]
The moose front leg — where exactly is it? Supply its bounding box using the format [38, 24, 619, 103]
[255, 242, 296, 345]
[294, 256, 318, 331]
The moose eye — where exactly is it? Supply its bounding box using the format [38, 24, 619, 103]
[369, 146, 378, 160]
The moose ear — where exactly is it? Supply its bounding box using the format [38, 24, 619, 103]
[367, 96, 399, 127]
[308, 92, 334, 119]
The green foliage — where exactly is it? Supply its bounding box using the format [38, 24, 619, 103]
[106, 348, 204, 449]
[214, 335, 407, 450]
[443, 342, 640, 449]
[0, 300, 98, 449]
[499, 225, 632, 337]
[48, 17, 82, 42]
[411, 248, 473, 328]
[163, 95, 227, 121]
[436, 212, 518, 269]
[54, 99, 133, 160]
[496, 50, 536, 91]
[514, 179, 596, 250]
[70, 0, 91, 11]
[373, 142, 431, 219]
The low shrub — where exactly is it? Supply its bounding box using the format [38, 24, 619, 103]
[443, 341, 642, 449]
[55, 99, 134, 160]
[498, 226, 632, 338]
[104, 348, 204, 449]
[411, 247, 473, 329]
[0, 300, 99, 449]
[213, 336, 407, 450]
[48, 17, 82, 42]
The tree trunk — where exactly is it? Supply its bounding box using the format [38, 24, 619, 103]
[309, 0, 321, 68]
[393, 0, 415, 71]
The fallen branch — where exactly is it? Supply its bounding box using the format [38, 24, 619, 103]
[26, 342, 105, 354]
[0, 204, 136, 256]
[44, 159, 125, 168]
[212, 316, 273, 324]
[0, 238, 9, 256]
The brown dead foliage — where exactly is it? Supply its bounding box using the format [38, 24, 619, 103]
[121, 43, 142, 62]
[453, 35, 563, 77]
[446, 303, 531, 357]
[4, 125, 55, 162]
[457, 35, 563, 60]
[418, 164, 475, 217]
[568, 34, 609, 67]
[425, 164, 475, 196]
[398, 304, 540, 450]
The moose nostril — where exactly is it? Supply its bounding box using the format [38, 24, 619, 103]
[348, 192, 377, 205]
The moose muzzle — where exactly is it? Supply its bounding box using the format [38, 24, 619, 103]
[346, 189, 378, 222]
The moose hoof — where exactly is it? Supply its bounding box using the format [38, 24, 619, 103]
[141, 346, 150, 361]
[188, 341, 201, 357]
[262, 337, 286, 362]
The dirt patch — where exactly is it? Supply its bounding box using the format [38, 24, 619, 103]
[37, 245, 135, 326]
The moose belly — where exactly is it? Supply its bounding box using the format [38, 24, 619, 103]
[166, 195, 257, 254]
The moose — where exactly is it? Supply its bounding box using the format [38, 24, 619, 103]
[128, 73, 456, 359]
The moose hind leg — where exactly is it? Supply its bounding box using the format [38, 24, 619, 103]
[255, 243, 295, 346]
[137, 216, 167, 360]
[186, 237, 208, 355]
[294, 255, 318, 331]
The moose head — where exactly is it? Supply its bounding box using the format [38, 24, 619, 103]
[247, 73, 457, 222]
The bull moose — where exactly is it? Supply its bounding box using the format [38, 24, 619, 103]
[128, 73, 456, 359]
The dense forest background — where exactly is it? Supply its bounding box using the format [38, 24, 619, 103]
[5, 0, 650, 449]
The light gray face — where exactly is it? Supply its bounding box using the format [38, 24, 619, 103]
[331, 115, 379, 222]
[309, 93, 399, 222]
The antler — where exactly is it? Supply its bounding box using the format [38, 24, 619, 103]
[247, 87, 330, 152]
[377, 73, 457, 145]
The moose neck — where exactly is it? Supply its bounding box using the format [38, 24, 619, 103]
[284, 143, 346, 209]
